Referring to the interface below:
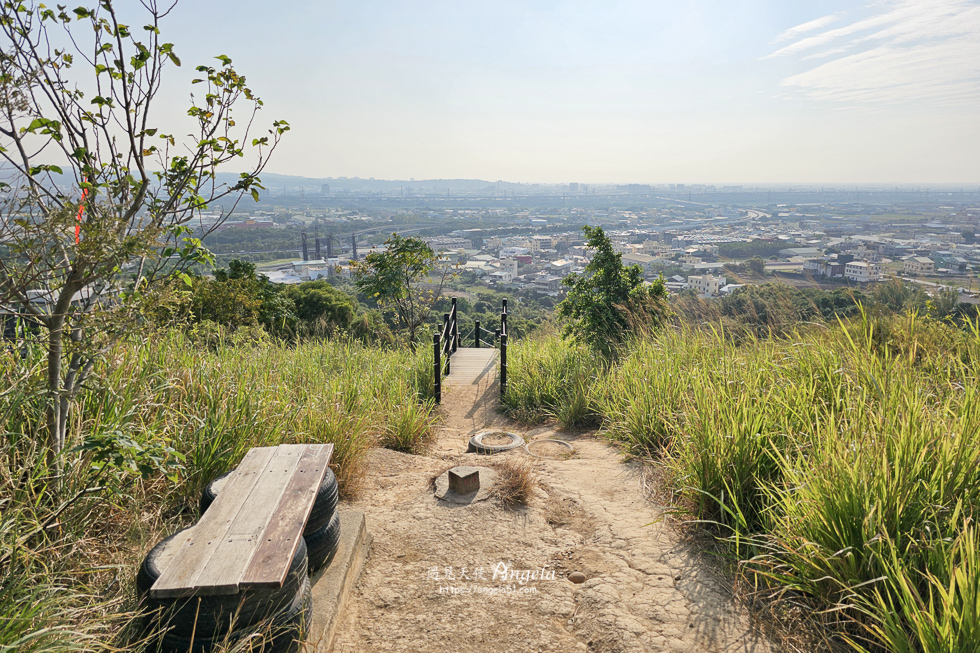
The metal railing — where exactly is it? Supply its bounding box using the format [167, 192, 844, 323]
[433, 298, 508, 403]
[432, 298, 458, 403]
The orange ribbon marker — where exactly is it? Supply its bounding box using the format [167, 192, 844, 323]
[75, 187, 88, 244]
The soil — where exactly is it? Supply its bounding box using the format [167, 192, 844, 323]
[525, 440, 574, 459]
[480, 432, 516, 446]
[331, 376, 776, 653]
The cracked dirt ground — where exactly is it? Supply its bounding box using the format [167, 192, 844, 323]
[331, 375, 774, 653]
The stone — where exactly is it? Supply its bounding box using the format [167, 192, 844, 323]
[568, 571, 587, 584]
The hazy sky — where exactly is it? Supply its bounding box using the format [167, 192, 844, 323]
[155, 0, 980, 184]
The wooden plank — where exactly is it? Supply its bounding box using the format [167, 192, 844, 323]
[241, 443, 334, 588]
[445, 348, 498, 386]
[189, 444, 308, 595]
[150, 447, 277, 598]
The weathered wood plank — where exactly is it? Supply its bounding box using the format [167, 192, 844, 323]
[445, 348, 499, 386]
[241, 443, 333, 587]
[189, 444, 308, 595]
[149, 447, 277, 598]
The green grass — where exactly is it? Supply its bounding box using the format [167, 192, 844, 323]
[502, 312, 980, 651]
[0, 330, 435, 651]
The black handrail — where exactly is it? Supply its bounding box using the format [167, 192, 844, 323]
[499, 299, 508, 398]
[433, 298, 508, 404]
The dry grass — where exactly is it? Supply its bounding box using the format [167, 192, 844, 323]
[490, 456, 538, 507]
[543, 495, 577, 528]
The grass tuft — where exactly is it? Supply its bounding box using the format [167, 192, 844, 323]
[491, 456, 538, 507]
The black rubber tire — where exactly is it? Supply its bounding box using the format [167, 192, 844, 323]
[200, 468, 338, 536]
[303, 468, 338, 533]
[467, 430, 525, 454]
[135, 526, 193, 597]
[157, 577, 311, 653]
[304, 511, 341, 573]
[139, 537, 308, 639]
[198, 471, 233, 516]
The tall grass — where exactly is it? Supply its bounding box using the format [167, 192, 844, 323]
[505, 312, 980, 651]
[0, 330, 434, 650]
[501, 334, 603, 428]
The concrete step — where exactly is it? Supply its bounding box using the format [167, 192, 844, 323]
[305, 510, 371, 652]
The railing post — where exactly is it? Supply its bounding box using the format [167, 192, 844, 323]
[451, 298, 459, 353]
[443, 313, 451, 376]
[433, 332, 441, 404]
[474, 321, 480, 348]
[500, 333, 507, 398]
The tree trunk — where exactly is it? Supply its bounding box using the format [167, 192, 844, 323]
[45, 312, 66, 474]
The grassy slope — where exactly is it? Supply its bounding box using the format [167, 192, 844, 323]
[503, 313, 980, 652]
[5, 311, 980, 651]
[0, 332, 435, 651]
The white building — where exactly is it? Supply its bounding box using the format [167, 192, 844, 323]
[500, 246, 530, 258]
[844, 261, 882, 283]
[498, 257, 518, 276]
[687, 274, 727, 297]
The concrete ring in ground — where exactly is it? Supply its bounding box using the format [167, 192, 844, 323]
[467, 430, 525, 454]
[524, 439, 575, 459]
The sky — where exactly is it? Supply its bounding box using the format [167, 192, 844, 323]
[152, 0, 980, 184]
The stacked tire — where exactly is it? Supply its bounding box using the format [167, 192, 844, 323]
[135, 467, 341, 652]
[200, 467, 342, 573]
[136, 530, 310, 653]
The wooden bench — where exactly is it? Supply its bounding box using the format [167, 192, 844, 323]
[150, 443, 333, 599]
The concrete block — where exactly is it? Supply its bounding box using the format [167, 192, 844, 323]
[305, 510, 371, 652]
[448, 468, 480, 494]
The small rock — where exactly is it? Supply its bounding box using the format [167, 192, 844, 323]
[568, 571, 587, 584]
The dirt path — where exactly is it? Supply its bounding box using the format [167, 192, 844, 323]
[332, 377, 774, 653]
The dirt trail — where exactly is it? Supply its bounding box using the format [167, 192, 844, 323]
[332, 377, 774, 653]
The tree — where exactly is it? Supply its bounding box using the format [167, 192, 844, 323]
[558, 226, 669, 358]
[745, 257, 766, 275]
[0, 2, 288, 465]
[190, 260, 295, 333]
[352, 234, 454, 346]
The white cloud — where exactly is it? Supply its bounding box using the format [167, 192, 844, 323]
[773, 14, 840, 42]
[766, 0, 980, 105]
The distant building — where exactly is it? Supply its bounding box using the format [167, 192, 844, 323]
[622, 252, 658, 274]
[804, 254, 854, 278]
[500, 246, 530, 258]
[292, 259, 331, 280]
[687, 274, 727, 297]
[489, 270, 515, 284]
[844, 261, 882, 283]
[530, 274, 563, 294]
[904, 256, 935, 276]
[498, 257, 518, 276]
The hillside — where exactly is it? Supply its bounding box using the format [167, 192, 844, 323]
[3, 285, 980, 652]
